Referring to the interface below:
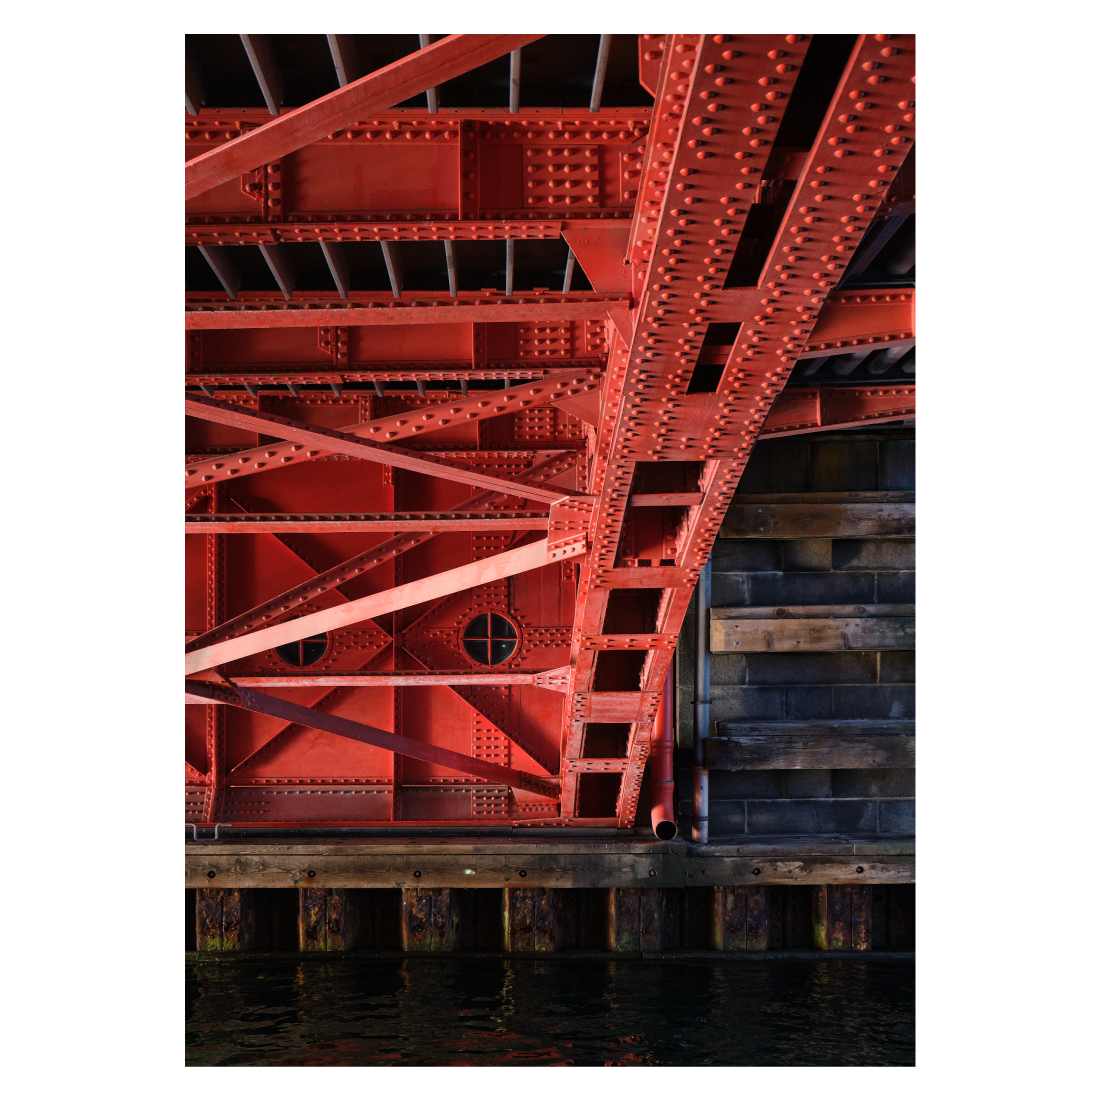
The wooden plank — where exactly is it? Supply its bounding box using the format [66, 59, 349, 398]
[810, 884, 874, 951]
[712, 885, 768, 951]
[712, 886, 743, 951]
[300, 887, 359, 951]
[706, 723, 915, 770]
[722, 498, 914, 538]
[851, 884, 872, 951]
[299, 887, 328, 951]
[185, 842, 915, 889]
[608, 887, 641, 951]
[531, 887, 560, 952]
[196, 888, 223, 951]
[710, 613, 915, 653]
[503, 885, 533, 952]
[400, 888, 433, 952]
[503, 887, 560, 952]
[639, 888, 664, 952]
[711, 604, 914, 619]
[196, 888, 256, 951]
[401, 888, 455, 951]
[746, 886, 768, 950]
[735, 493, 916, 504]
[811, 885, 829, 951]
[325, 888, 359, 950]
[827, 882, 853, 950]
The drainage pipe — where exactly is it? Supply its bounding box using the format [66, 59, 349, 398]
[649, 662, 677, 840]
[692, 557, 711, 843]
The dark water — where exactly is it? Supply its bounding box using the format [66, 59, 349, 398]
[186, 954, 914, 1066]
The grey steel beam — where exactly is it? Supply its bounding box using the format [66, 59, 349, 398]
[197, 246, 241, 300]
[239, 34, 283, 116]
[326, 34, 361, 86]
[589, 34, 611, 111]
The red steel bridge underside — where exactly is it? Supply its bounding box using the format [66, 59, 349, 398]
[184, 33, 915, 833]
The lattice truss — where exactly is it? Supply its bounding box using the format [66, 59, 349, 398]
[184, 33, 915, 828]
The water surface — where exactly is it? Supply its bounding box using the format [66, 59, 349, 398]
[186, 954, 914, 1066]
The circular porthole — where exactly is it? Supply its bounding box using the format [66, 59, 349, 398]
[275, 632, 329, 667]
[462, 613, 519, 666]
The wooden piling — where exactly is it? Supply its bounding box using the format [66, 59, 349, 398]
[401, 887, 456, 952]
[503, 887, 560, 952]
[196, 888, 256, 951]
[639, 888, 664, 951]
[812, 884, 829, 950]
[712, 885, 768, 951]
[811, 884, 872, 950]
[299, 887, 360, 951]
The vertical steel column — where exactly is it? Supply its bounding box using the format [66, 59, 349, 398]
[419, 34, 440, 112]
[509, 49, 521, 113]
[505, 238, 515, 296]
[443, 239, 457, 297]
[589, 34, 611, 111]
[692, 557, 711, 843]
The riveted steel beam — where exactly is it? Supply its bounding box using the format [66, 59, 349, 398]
[183, 393, 585, 501]
[185, 536, 584, 674]
[185, 679, 560, 798]
[184, 370, 598, 489]
[186, 35, 546, 198]
[185, 510, 550, 533]
[185, 452, 575, 655]
[184, 291, 631, 329]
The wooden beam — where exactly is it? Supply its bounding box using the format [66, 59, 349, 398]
[722, 493, 915, 539]
[710, 605, 915, 653]
[707, 722, 915, 770]
[185, 839, 915, 889]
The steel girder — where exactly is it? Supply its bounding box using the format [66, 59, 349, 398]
[184, 32, 915, 831]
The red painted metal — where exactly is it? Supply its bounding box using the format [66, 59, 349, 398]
[760, 384, 915, 438]
[184, 32, 915, 832]
[185, 291, 630, 328]
[186, 535, 583, 674]
[185, 452, 575, 655]
[184, 393, 581, 500]
[649, 665, 676, 839]
[186, 36, 547, 198]
[186, 511, 551, 533]
[185, 679, 559, 796]
[185, 370, 599, 487]
[186, 108, 650, 231]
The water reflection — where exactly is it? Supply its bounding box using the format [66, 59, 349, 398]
[186, 956, 914, 1066]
